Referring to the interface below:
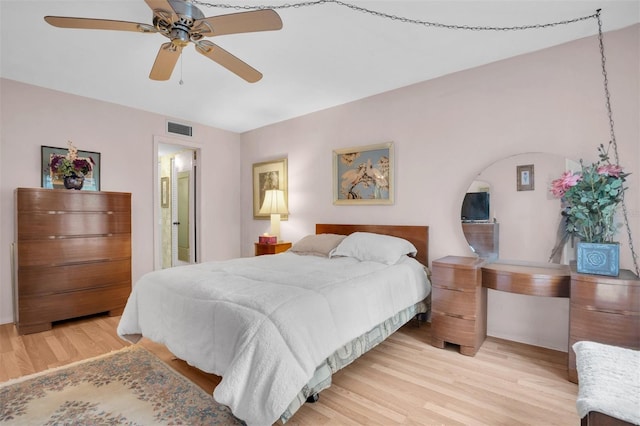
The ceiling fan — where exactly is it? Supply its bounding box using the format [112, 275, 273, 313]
[44, 0, 282, 83]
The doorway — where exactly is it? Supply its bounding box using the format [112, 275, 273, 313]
[176, 170, 192, 264]
[154, 137, 200, 270]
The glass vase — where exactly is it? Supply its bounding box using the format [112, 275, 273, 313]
[63, 175, 85, 190]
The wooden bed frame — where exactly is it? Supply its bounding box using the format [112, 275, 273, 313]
[316, 224, 429, 266]
[581, 412, 635, 426]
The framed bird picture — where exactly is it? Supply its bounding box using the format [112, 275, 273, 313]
[333, 142, 394, 205]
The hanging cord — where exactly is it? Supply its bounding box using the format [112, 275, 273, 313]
[596, 9, 639, 276]
[196, 2, 637, 274]
[194, 0, 598, 30]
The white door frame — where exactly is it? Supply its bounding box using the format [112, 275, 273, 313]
[153, 135, 202, 270]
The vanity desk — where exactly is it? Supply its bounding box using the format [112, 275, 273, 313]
[481, 260, 571, 298]
[431, 256, 570, 357]
[431, 255, 640, 382]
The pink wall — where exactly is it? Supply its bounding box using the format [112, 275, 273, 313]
[1, 25, 637, 351]
[240, 25, 639, 350]
[0, 80, 242, 324]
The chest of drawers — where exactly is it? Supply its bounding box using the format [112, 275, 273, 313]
[568, 267, 640, 382]
[15, 188, 132, 334]
[430, 256, 487, 356]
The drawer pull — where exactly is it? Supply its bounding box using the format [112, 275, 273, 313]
[46, 233, 115, 239]
[434, 285, 469, 292]
[433, 311, 475, 320]
[580, 305, 639, 316]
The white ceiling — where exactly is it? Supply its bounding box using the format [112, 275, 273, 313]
[1, 0, 639, 133]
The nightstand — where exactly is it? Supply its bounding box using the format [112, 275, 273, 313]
[568, 266, 640, 383]
[254, 241, 292, 256]
[430, 256, 487, 356]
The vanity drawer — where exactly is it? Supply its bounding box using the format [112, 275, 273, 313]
[432, 259, 482, 291]
[568, 267, 640, 383]
[570, 306, 640, 348]
[571, 276, 640, 313]
[432, 286, 478, 319]
[431, 312, 478, 347]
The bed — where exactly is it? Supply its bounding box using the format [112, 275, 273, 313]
[117, 224, 431, 425]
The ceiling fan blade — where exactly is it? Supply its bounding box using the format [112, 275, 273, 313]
[195, 40, 262, 83]
[149, 42, 182, 81]
[195, 9, 282, 37]
[144, 0, 178, 21]
[44, 16, 155, 33]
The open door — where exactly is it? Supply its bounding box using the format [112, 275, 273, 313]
[155, 139, 199, 270]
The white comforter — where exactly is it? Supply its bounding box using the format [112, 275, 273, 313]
[117, 252, 430, 425]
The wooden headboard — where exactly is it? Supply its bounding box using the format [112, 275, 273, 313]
[315, 224, 429, 266]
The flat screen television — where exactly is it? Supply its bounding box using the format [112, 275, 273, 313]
[461, 192, 490, 222]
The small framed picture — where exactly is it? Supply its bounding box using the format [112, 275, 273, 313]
[161, 177, 170, 208]
[253, 158, 288, 220]
[517, 164, 534, 191]
[41, 145, 101, 191]
[333, 142, 394, 205]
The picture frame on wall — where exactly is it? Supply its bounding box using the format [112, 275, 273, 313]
[333, 142, 394, 205]
[41, 145, 101, 191]
[516, 164, 535, 191]
[253, 158, 288, 220]
[161, 177, 170, 208]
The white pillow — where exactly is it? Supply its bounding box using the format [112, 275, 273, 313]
[289, 233, 347, 257]
[330, 232, 417, 265]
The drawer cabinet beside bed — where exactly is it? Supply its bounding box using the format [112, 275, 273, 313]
[254, 241, 292, 256]
[14, 188, 132, 335]
[431, 256, 487, 356]
[568, 267, 640, 383]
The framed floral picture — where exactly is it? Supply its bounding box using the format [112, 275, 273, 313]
[333, 142, 394, 205]
[253, 158, 288, 220]
[516, 164, 534, 191]
[41, 145, 101, 191]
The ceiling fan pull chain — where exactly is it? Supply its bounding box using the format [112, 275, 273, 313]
[597, 9, 639, 276]
[179, 52, 184, 85]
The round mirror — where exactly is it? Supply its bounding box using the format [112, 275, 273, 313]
[461, 153, 578, 264]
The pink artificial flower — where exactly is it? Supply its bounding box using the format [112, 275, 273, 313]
[550, 171, 581, 198]
[597, 164, 622, 178]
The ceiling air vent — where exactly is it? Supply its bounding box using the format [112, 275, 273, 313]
[167, 121, 193, 137]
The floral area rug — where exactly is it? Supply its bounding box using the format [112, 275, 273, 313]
[0, 345, 243, 425]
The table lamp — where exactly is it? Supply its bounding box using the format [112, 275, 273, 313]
[259, 189, 288, 242]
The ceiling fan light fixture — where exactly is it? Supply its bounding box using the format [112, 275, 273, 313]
[170, 28, 190, 46]
[44, 0, 282, 83]
[171, 39, 187, 49]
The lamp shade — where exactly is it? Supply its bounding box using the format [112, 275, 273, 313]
[259, 190, 288, 215]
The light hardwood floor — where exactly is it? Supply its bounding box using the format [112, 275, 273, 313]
[0, 314, 580, 425]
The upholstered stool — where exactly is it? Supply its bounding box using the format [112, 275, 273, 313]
[573, 341, 640, 425]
